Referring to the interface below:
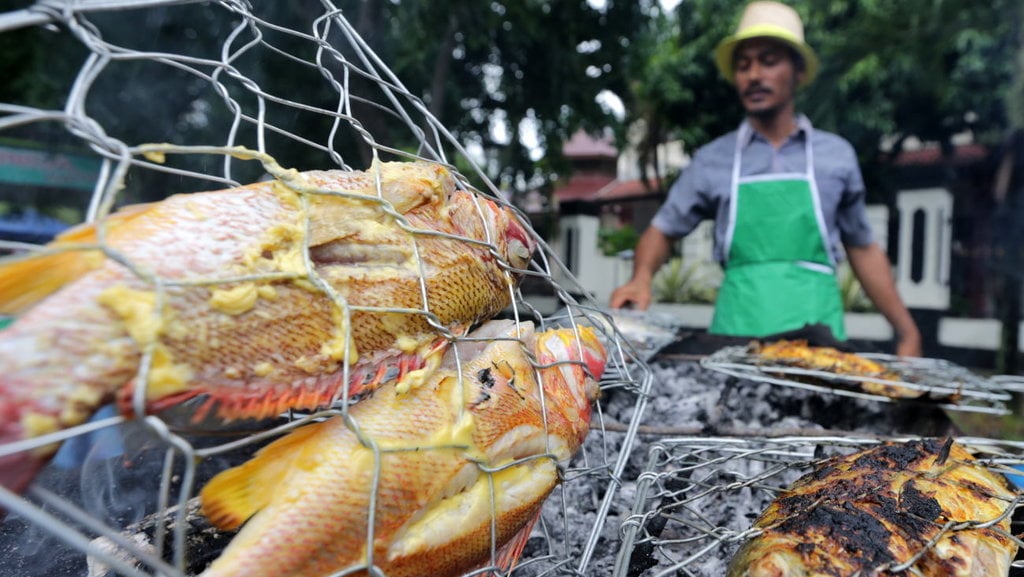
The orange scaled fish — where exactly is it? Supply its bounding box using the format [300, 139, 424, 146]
[197, 319, 607, 577]
[0, 160, 534, 493]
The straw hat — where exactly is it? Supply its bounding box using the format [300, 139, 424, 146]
[714, 1, 819, 87]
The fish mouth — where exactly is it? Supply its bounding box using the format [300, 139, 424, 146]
[488, 202, 535, 271]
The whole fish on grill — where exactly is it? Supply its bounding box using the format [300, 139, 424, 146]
[0, 160, 535, 494]
[751, 339, 923, 399]
[196, 319, 607, 577]
[727, 438, 1019, 577]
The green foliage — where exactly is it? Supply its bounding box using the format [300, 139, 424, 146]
[652, 257, 718, 304]
[616, 0, 740, 182]
[623, 0, 1023, 197]
[0, 1, 648, 205]
[598, 225, 640, 256]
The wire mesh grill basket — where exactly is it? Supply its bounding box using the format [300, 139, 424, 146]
[701, 345, 1014, 415]
[614, 435, 1024, 577]
[0, 2, 653, 576]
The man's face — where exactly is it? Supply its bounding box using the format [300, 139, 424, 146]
[732, 38, 803, 118]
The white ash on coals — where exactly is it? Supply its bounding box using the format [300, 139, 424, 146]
[527, 355, 960, 577]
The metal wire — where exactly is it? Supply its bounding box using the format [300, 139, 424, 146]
[614, 435, 1024, 577]
[701, 345, 1015, 415]
[0, 2, 653, 576]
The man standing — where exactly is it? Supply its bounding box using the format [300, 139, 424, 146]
[609, 1, 922, 356]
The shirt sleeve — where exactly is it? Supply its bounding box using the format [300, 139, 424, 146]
[836, 144, 875, 248]
[650, 152, 715, 238]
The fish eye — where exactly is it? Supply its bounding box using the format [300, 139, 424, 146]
[508, 238, 532, 269]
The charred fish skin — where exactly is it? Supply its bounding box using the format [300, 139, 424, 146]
[0, 160, 536, 494]
[727, 439, 1019, 577]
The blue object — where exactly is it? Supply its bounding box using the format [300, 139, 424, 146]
[0, 209, 70, 244]
[51, 404, 125, 469]
[1006, 464, 1024, 489]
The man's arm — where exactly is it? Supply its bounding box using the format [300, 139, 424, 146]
[609, 225, 675, 310]
[845, 242, 922, 357]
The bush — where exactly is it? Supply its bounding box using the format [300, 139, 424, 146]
[598, 225, 640, 257]
[653, 257, 718, 304]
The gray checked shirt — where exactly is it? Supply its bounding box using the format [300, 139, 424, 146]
[651, 115, 875, 265]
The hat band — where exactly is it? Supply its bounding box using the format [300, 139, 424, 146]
[730, 23, 805, 47]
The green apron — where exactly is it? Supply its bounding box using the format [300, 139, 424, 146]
[709, 121, 846, 339]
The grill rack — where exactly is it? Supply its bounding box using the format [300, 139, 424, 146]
[701, 345, 1013, 415]
[614, 435, 1024, 577]
[0, 2, 654, 576]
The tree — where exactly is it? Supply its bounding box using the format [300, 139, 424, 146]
[0, 0, 649, 208]
[620, 0, 1020, 198]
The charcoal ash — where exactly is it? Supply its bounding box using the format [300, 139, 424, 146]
[543, 353, 964, 577]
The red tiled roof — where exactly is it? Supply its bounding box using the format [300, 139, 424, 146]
[597, 178, 665, 200]
[563, 129, 618, 158]
[553, 176, 665, 203]
[552, 174, 616, 201]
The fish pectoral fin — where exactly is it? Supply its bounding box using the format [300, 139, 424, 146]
[488, 509, 541, 577]
[0, 203, 155, 315]
[200, 420, 327, 531]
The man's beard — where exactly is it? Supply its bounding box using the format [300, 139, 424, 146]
[742, 86, 783, 120]
[746, 103, 783, 121]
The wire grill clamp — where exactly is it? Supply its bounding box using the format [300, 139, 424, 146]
[0, 2, 653, 576]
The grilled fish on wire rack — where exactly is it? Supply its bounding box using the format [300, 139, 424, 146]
[727, 438, 1020, 577]
[0, 158, 535, 495]
[700, 339, 1012, 414]
[195, 320, 607, 577]
[751, 339, 939, 399]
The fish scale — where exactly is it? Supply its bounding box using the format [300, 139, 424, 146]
[196, 320, 607, 577]
[0, 160, 535, 494]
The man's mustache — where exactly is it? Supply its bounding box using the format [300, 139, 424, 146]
[743, 84, 772, 97]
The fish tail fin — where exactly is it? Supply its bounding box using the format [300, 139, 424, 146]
[0, 249, 97, 315]
[0, 205, 154, 315]
[200, 420, 327, 530]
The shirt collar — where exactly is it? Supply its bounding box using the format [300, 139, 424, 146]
[739, 114, 812, 148]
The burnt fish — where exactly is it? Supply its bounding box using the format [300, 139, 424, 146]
[728, 439, 1019, 577]
[0, 160, 535, 493]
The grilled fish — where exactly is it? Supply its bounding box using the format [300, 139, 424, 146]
[197, 320, 607, 577]
[752, 339, 921, 399]
[727, 439, 1019, 577]
[0, 160, 535, 493]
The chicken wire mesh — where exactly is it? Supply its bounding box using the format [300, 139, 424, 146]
[0, 2, 655, 576]
[614, 435, 1024, 577]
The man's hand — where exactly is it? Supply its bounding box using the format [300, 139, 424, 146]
[845, 242, 922, 358]
[609, 279, 653, 310]
[609, 226, 674, 311]
[895, 328, 922, 358]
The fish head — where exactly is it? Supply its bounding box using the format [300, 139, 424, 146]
[447, 190, 536, 275]
[534, 326, 607, 450]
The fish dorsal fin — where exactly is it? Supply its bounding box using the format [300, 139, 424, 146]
[200, 420, 326, 531]
[0, 204, 154, 315]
